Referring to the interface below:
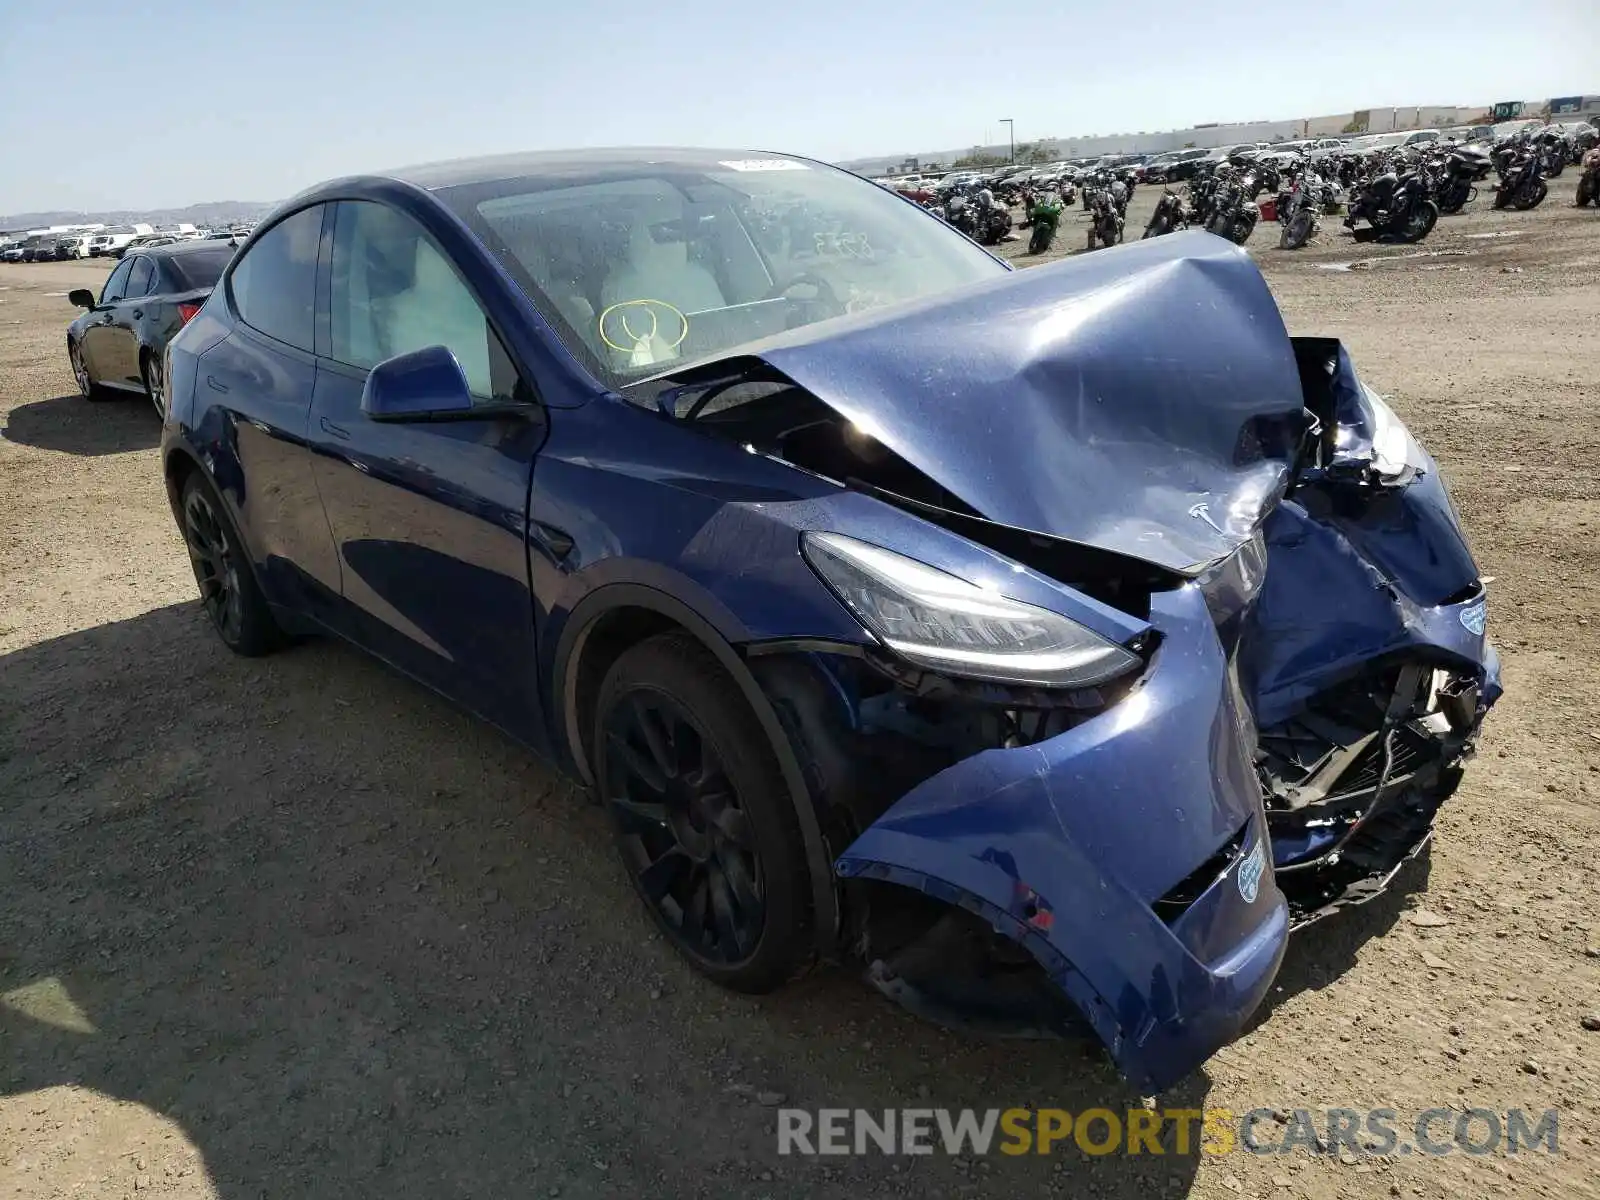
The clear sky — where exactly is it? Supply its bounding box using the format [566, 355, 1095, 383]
[0, 0, 1595, 215]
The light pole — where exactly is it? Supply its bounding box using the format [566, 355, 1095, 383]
[999, 118, 1014, 163]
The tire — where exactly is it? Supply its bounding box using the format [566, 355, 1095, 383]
[594, 632, 812, 993]
[1398, 199, 1438, 244]
[178, 472, 287, 657]
[1230, 214, 1256, 245]
[1514, 181, 1548, 211]
[1086, 228, 1097, 251]
[140, 347, 167, 419]
[1282, 209, 1314, 249]
[68, 338, 112, 402]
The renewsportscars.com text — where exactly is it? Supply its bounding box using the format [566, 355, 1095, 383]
[777, 1107, 1559, 1158]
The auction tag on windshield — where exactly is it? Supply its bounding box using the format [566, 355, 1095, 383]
[719, 159, 809, 172]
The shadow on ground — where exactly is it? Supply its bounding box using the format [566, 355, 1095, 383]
[1, 392, 159, 456]
[0, 603, 1399, 1198]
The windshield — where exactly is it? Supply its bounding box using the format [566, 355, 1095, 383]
[449, 159, 1003, 388]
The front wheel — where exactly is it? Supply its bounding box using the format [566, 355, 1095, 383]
[68, 339, 108, 401]
[179, 473, 287, 657]
[594, 632, 813, 992]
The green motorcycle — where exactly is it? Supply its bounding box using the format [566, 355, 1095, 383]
[1027, 194, 1063, 254]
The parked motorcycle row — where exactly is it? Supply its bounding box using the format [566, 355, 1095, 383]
[894, 120, 1597, 259]
[1138, 124, 1599, 251]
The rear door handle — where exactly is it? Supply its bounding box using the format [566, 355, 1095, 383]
[319, 416, 351, 440]
[132, 309, 144, 319]
[206, 375, 229, 393]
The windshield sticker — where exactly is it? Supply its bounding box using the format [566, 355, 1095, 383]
[719, 159, 810, 172]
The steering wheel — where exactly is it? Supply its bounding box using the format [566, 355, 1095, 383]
[764, 273, 846, 323]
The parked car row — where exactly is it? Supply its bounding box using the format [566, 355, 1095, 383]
[0, 224, 255, 263]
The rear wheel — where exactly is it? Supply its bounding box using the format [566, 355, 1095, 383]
[594, 632, 812, 992]
[1282, 209, 1314, 249]
[179, 473, 286, 656]
[141, 349, 167, 419]
[1398, 199, 1438, 243]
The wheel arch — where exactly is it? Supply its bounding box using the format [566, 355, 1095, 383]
[552, 583, 840, 952]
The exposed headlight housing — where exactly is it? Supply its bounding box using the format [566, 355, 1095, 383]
[1360, 384, 1426, 484]
[802, 532, 1142, 689]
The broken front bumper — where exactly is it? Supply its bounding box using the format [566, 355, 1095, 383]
[835, 584, 1288, 1094]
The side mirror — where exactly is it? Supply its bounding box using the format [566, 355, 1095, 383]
[68, 289, 95, 309]
[361, 345, 476, 422]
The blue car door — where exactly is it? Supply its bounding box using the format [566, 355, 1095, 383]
[199, 204, 343, 613]
[306, 199, 546, 742]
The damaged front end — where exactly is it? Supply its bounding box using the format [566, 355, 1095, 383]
[1249, 336, 1501, 926]
[637, 232, 1498, 1092]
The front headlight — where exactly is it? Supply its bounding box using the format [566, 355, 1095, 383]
[1361, 384, 1426, 483]
[802, 532, 1142, 689]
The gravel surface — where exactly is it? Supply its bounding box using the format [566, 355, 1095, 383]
[3, 177, 1598, 1200]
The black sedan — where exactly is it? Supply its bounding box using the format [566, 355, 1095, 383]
[66, 241, 235, 416]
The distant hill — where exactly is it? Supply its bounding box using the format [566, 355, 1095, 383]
[0, 199, 277, 232]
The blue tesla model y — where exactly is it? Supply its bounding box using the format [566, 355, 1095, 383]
[157, 148, 1499, 1091]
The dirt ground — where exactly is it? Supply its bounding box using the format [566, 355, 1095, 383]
[2, 179, 1598, 1200]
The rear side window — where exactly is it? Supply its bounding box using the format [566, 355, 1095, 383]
[228, 205, 324, 352]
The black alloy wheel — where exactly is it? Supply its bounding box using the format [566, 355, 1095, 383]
[179, 475, 285, 656]
[595, 633, 810, 991]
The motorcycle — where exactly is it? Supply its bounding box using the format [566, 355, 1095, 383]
[1205, 168, 1260, 246]
[1576, 147, 1600, 208]
[1344, 160, 1438, 242]
[1085, 187, 1123, 251]
[1277, 170, 1322, 249]
[1537, 130, 1569, 178]
[1142, 188, 1188, 239]
[1429, 144, 1493, 215]
[1492, 147, 1548, 211]
[1027, 193, 1063, 254]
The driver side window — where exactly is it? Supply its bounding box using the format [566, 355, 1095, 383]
[100, 259, 133, 305]
[328, 200, 514, 403]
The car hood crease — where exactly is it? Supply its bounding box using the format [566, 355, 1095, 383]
[708, 230, 1309, 574]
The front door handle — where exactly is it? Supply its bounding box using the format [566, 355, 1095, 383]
[319, 416, 351, 440]
[206, 375, 229, 393]
[531, 521, 575, 563]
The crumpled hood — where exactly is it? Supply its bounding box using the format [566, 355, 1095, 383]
[734, 230, 1308, 574]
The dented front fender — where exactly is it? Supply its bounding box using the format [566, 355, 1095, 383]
[835, 585, 1289, 1093]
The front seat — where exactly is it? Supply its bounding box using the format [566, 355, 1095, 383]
[384, 237, 495, 398]
[600, 219, 726, 368]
